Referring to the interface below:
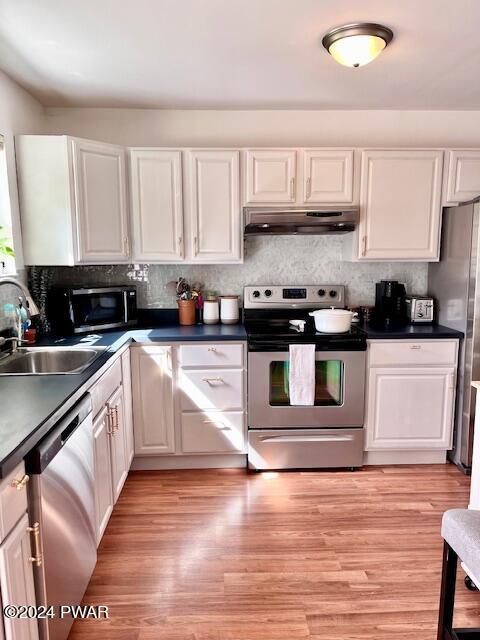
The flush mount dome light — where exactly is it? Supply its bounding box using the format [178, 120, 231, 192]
[322, 23, 393, 68]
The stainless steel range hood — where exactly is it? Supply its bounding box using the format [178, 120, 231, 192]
[244, 206, 359, 235]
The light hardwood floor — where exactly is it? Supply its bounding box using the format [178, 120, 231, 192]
[70, 464, 476, 640]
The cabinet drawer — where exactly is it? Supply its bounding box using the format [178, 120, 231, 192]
[181, 411, 245, 453]
[369, 340, 458, 367]
[0, 462, 28, 543]
[90, 356, 122, 417]
[179, 369, 244, 411]
[178, 343, 243, 368]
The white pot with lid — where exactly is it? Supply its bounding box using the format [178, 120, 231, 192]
[308, 307, 358, 333]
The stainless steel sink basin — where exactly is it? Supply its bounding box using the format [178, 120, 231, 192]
[0, 346, 108, 375]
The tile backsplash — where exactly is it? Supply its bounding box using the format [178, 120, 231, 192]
[28, 236, 428, 313]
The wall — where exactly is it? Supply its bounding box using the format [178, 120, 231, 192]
[0, 71, 44, 331]
[43, 235, 427, 309]
[44, 108, 480, 147]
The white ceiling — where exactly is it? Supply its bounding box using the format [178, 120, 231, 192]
[0, 0, 479, 110]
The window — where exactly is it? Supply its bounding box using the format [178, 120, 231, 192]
[0, 135, 16, 274]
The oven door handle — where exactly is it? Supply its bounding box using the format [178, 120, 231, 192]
[257, 434, 355, 443]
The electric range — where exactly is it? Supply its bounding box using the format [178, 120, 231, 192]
[244, 285, 366, 471]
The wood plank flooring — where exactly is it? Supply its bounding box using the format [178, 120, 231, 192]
[69, 464, 477, 640]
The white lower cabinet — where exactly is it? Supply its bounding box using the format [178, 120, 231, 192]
[366, 366, 456, 450]
[131, 342, 247, 462]
[90, 349, 133, 545]
[108, 385, 129, 502]
[131, 346, 175, 455]
[0, 514, 38, 640]
[93, 407, 114, 543]
[365, 340, 459, 460]
[121, 350, 135, 466]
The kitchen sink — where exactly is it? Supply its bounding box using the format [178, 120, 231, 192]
[0, 346, 108, 375]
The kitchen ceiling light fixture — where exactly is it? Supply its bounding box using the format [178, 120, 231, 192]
[322, 23, 393, 68]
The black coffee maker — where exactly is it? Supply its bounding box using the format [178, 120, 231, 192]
[373, 280, 407, 328]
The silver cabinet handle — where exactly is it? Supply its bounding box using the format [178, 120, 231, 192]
[290, 177, 295, 200]
[207, 347, 217, 352]
[11, 474, 29, 491]
[27, 522, 42, 567]
[178, 236, 183, 258]
[202, 377, 224, 384]
[114, 406, 119, 432]
[194, 236, 198, 255]
[410, 345, 421, 350]
[306, 176, 311, 199]
[123, 236, 129, 256]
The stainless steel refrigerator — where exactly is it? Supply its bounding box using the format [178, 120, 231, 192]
[429, 197, 480, 472]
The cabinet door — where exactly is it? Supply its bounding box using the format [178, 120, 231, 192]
[0, 514, 39, 640]
[107, 386, 128, 502]
[365, 366, 456, 450]
[187, 150, 241, 262]
[245, 149, 296, 203]
[93, 407, 114, 545]
[121, 349, 135, 467]
[303, 149, 354, 203]
[131, 346, 175, 454]
[72, 139, 130, 263]
[130, 149, 184, 262]
[358, 150, 443, 260]
[445, 150, 480, 204]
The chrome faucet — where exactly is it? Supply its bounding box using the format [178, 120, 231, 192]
[0, 276, 40, 316]
[0, 277, 40, 353]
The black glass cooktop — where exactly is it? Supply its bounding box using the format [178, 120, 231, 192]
[244, 311, 367, 352]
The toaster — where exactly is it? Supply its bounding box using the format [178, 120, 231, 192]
[405, 295, 435, 324]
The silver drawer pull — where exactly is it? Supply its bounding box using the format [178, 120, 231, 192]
[410, 345, 421, 350]
[202, 377, 224, 384]
[11, 474, 29, 491]
[207, 347, 217, 352]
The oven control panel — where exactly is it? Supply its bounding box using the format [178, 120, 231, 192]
[244, 285, 345, 308]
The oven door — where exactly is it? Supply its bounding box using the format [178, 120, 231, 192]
[248, 350, 366, 428]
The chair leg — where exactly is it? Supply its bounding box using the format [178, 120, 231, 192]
[437, 540, 458, 640]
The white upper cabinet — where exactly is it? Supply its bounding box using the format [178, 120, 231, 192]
[186, 150, 242, 263]
[444, 150, 480, 205]
[303, 149, 354, 203]
[129, 149, 184, 262]
[72, 139, 129, 263]
[16, 135, 130, 265]
[357, 149, 444, 261]
[245, 149, 296, 203]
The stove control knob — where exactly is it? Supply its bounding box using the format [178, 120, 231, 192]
[264, 289, 272, 297]
[329, 290, 338, 298]
[317, 289, 326, 297]
[252, 290, 260, 298]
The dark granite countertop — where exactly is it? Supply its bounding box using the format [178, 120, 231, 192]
[0, 323, 247, 479]
[363, 323, 464, 340]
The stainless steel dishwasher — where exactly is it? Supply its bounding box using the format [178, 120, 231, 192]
[26, 394, 96, 640]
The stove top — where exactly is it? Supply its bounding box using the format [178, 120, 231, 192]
[243, 285, 367, 352]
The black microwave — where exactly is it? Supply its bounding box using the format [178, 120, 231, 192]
[48, 286, 138, 335]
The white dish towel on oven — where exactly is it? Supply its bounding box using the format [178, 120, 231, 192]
[288, 344, 315, 406]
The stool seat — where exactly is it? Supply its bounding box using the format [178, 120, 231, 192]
[442, 509, 480, 578]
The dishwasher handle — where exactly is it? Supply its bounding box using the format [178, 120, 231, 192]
[25, 394, 92, 474]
